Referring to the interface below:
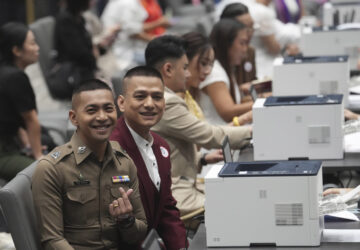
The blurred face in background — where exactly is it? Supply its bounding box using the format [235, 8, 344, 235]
[228, 29, 248, 66]
[13, 30, 39, 69]
[168, 55, 191, 93]
[187, 47, 214, 88]
[236, 13, 255, 42]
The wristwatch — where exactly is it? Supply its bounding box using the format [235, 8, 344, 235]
[117, 215, 135, 229]
[200, 153, 208, 166]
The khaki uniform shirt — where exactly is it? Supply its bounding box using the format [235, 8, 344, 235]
[32, 132, 147, 250]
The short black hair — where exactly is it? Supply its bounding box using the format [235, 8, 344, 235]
[72, 78, 112, 97]
[145, 35, 186, 70]
[220, 3, 249, 19]
[71, 79, 113, 108]
[123, 66, 164, 94]
[66, 0, 90, 15]
[124, 65, 163, 81]
[0, 22, 29, 65]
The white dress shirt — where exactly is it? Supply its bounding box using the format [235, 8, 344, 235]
[126, 123, 161, 191]
[101, 0, 148, 70]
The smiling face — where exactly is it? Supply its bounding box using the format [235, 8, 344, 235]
[118, 75, 165, 139]
[69, 89, 117, 147]
[187, 47, 214, 88]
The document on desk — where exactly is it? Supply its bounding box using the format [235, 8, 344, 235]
[325, 211, 360, 222]
[322, 229, 360, 243]
[344, 132, 360, 152]
[350, 85, 360, 95]
[348, 95, 360, 110]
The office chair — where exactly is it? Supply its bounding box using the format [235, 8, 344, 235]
[29, 16, 56, 84]
[0, 162, 42, 250]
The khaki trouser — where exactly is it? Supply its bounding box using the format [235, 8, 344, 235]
[171, 176, 205, 216]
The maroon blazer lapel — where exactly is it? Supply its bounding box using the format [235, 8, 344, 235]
[111, 117, 187, 249]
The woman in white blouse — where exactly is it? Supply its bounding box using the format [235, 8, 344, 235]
[198, 18, 253, 125]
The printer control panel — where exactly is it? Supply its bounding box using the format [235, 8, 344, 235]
[219, 161, 322, 177]
[264, 94, 343, 106]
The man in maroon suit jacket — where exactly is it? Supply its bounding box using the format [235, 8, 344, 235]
[110, 66, 187, 250]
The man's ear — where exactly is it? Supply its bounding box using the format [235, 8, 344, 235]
[161, 62, 173, 79]
[117, 95, 126, 113]
[69, 109, 78, 127]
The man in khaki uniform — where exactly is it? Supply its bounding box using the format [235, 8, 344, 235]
[145, 35, 252, 216]
[32, 79, 147, 250]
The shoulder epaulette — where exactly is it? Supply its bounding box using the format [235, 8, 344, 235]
[110, 141, 130, 159]
[41, 142, 73, 165]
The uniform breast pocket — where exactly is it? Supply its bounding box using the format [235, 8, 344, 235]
[64, 187, 97, 226]
[109, 184, 129, 202]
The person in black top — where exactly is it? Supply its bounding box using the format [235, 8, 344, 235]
[53, 0, 119, 99]
[54, 0, 97, 81]
[0, 22, 43, 181]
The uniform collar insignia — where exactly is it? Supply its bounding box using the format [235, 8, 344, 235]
[77, 146, 86, 154]
[51, 151, 60, 159]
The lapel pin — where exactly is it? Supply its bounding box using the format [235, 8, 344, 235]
[160, 146, 169, 158]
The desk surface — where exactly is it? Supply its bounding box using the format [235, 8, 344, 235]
[189, 223, 360, 250]
[237, 148, 360, 172]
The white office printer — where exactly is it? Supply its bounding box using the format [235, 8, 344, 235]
[272, 56, 349, 106]
[205, 161, 324, 247]
[300, 26, 360, 70]
[253, 94, 344, 161]
[323, 0, 360, 26]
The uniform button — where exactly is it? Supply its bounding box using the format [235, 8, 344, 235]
[153, 163, 155, 166]
[157, 182, 159, 186]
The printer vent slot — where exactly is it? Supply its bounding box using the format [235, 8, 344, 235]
[275, 96, 307, 103]
[235, 163, 276, 172]
[319, 81, 338, 95]
[308, 126, 330, 144]
[275, 203, 303, 226]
